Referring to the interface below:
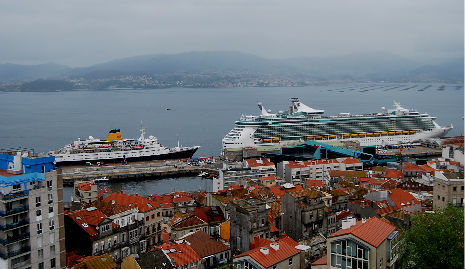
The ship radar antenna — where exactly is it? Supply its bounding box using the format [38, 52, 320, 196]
[177, 134, 180, 148]
[139, 121, 146, 140]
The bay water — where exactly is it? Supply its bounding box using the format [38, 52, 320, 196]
[1, 83, 462, 200]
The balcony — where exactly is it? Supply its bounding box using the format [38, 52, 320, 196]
[0, 246, 31, 259]
[0, 232, 30, 245]
[0, 205, 29, 217]
[0, 191, 28, 201]
[0, 219, 29, 231]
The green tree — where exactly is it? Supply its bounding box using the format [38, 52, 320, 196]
[398, 204, 464, 269]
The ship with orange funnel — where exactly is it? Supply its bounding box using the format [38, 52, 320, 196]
[50, 128, 199, 166]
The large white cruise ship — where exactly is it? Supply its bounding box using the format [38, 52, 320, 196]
[51, 128, 199, 166]
[222, 98, 452, 152]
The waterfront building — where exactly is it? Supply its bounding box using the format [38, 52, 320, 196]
[0, 152, 65, 269]
[65, 203, 145, 263]
[215, 167, 275, 192]
[433, 171, 464, 209]
[277, 158, 362, 185]
[73, 180, 98, 205]
[102, 193, 161, 248]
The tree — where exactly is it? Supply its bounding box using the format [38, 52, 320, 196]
[398, 204, 464, 269]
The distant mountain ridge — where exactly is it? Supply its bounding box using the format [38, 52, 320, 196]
[0, 51, 463, 83]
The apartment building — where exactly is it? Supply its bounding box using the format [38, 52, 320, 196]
[0, 152, 65, 269]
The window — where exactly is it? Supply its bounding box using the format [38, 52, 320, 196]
[288, 257, 293, 265]
[151, 214, 154, 219]
[38, 262, 44, 269]
[437, 195, 440, 200]
[37, 223, 42, 234]
[442, 197, 445, 201]
[38, 249, 43, 259]
[50, 258, 56, 268]
[36, 210, 42, 216]
[50, 245, 55, 256]
[461, 186, 464, 191]
[36, 196, 41, 207]
[49, 219, 54, 230]
[13, 184, 20, 190]
[49, 206, 54, 213]
[108, 238, 112, 249]
[48, 194, 53, 204]
[146, 216, 149, 221]
[453, 186, 457, 191]
[157, 212, 160, 217]
[47, 180, 53, 189]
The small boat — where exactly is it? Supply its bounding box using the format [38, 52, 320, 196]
[197, 172, 208, 177]
[95, 176, 109, 182]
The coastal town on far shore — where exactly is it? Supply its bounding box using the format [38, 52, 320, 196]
[0, 132, 463, 269]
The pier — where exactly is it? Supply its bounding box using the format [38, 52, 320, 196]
[59, 159, 220, 186]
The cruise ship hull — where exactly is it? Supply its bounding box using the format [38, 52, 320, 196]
[55, 147, 199, 166]
[222, 99, 453, 153]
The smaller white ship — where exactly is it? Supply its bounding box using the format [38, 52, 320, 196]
[94, 176, 109, 182]
[50, 128, 199, 166]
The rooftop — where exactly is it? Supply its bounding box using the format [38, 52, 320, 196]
[235, 236, 301, 268]
[157, 242, 201, 267]
[103, 192, 155, 212]
[182, 230, 229, 258]
[73, 253, 118, 269]
[329, 217, 396, 247]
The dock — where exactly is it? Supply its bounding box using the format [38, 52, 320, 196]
[59, 159, 220, 186]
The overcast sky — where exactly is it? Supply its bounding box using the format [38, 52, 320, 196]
[0, 0, 463, 66]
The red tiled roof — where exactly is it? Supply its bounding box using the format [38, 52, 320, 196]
[236, 237, 301, 268]
[246, 158, 275, 168]
[286, 161, 306, 169]
[79, 182, 94, 191]
[329, 217, 396, 247]
[385, 169, 404, 179]
[388, 189, 419, 207]
[306, 180, 324, 188]
[103, 193, 155, 212]
[172, 215, 206, 229]
[66, 208, 107, 238]
[340, 157, 362, 164]
[312, 255, 327, 266]
[448, 160, 461, 166]
[402, 162, 422, 171]
[250, 236, 273, 250]
[261, 176, 277, 181]
[157, 243, 202, 267]
[183, 231, 229, 258]
[359, 178, 387, 185]
[381, 180, 398, 190]
[336, 210, 353, 221]
[194, 206, 225, 223]
[269, 185, 304, 200]
[418, 165, 435, 174]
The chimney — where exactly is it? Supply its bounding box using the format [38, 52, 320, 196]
[362, 218, 366, 223]
[260, 247, 269, 255]
[270, 243, 279, 251]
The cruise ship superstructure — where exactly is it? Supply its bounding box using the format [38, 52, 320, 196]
[222, 98, 452, 152]
[51, 128, 199, 166]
